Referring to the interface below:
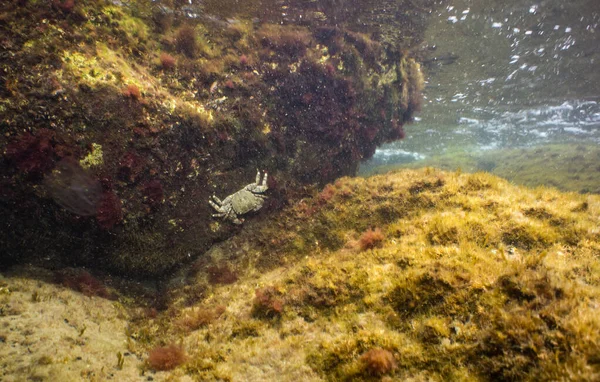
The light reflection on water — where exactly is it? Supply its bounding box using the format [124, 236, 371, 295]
[367, 99, 600, 167]
[364, 0, 600, 170]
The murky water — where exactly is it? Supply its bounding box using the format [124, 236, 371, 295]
[3, 1, 600, 380]
[362, 0, 600, 173]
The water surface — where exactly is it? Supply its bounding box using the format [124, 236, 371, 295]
[362, 0, 600, 186]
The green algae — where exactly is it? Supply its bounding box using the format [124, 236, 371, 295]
[79, 143, 103, 168]
[101, 5, 149, 43]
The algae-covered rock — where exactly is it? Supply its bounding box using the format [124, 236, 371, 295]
[0, 0, 433, 276]
[0, 267, 145, 381]
[122, 169, 600, 381]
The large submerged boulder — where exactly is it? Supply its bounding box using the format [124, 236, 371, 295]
[0, 0, 436, 276]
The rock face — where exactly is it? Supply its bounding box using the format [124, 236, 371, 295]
[0, 0, 433, 276]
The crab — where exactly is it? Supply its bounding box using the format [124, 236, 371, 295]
[209, 170, 269, 224]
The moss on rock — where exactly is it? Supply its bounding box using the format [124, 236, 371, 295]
[122, 168, 600, 381]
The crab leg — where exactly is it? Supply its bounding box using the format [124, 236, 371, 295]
[262, 171, 268, 187]
[253, 170, 268, 193]
[209, 195, 224, 215]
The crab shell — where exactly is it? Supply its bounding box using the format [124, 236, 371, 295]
[228, 187, 266, 216]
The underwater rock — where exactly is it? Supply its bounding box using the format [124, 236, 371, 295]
[0, 0, 432, 277]
[118, 169, 600, 380]
[2, 169, 600, 381]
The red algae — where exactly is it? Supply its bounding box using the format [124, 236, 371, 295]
[55, 268, 111, 299]
[159, 52, 176, 70]
[147, 344, 187, 371]
[177, 305, 226, 332]
[96, 191, 122, 229]
[5, 129, 56, 177]
[239, 54, 249, 66]
[318, 183, 337, 204]
[358, 228, 385, 250]
[360, 348, 397, 376]
[224, 79, 235, 89]
[253, 286, 284, 318]
[122, 84, 142, 100]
